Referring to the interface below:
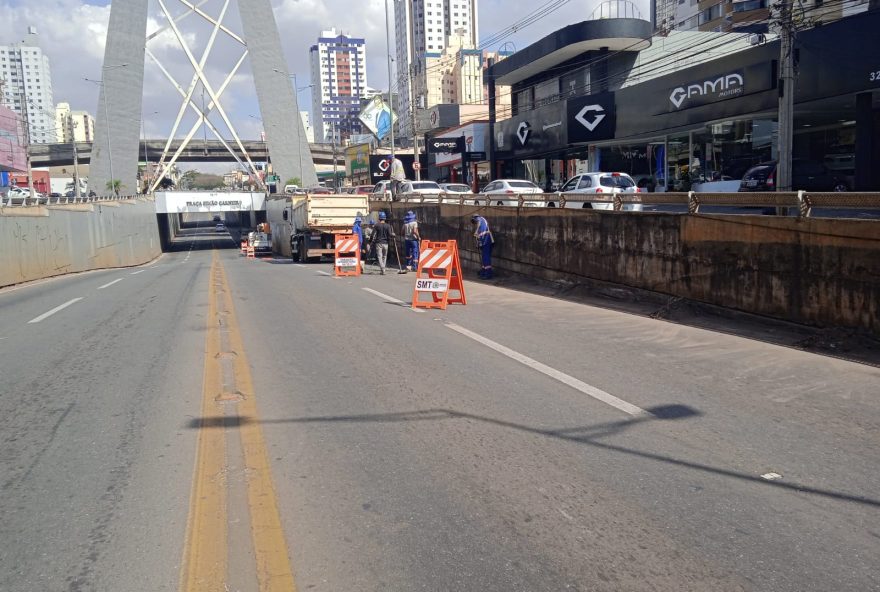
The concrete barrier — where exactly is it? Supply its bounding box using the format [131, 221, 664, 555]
[392, 204, 880, 335]
[0, 197, 161, 288]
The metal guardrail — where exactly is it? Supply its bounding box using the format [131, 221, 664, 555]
[0, 194, 144, 208]
[370, 190, 880, 218]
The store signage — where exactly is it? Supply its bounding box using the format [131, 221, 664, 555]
[369, 154, 416, 181]
[567, 93, 615, 143]
[465, 151, 487, 161]
[516, 121, 531, 146]
[429, 137, 465, 153]
[669, 71, 744, 110]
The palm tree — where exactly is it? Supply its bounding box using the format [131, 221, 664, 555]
[105, 179, 123, 197]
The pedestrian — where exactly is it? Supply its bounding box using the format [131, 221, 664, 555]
[471, 214, 494, 279]
[352, 213, 365, 272]
[403, 210, 421, 271]
[369, 211, 395, 275]
[388, 154, 406, 200]
[363, 218, 376, 264]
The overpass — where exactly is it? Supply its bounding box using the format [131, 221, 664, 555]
[28, 140, 343, 168]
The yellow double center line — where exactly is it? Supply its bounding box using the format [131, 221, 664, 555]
[180, 253, 297, 591]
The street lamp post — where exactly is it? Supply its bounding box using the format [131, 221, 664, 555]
[85, 63, 127, 196]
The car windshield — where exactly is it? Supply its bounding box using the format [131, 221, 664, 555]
[445, 184, 470, 192]
[508, 181, 539, 189]
[412, 182, 441, 190]
[598, 175, 635, 188]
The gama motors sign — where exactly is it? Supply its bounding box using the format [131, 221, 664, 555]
[669, 71, 744, 110]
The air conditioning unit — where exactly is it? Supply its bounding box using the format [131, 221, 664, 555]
[749, 33, 766, 46]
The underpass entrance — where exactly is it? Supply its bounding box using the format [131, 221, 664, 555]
[155, 191, 267, 251]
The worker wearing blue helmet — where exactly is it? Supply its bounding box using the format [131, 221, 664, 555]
[471, 214, 494, 279]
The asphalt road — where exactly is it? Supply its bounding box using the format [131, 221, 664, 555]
[1, 229, 878, 591]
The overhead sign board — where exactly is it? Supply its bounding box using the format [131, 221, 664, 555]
[154, 191, 266, 214]
[428, 137, 465, 153]
[358, 96, 397, 140]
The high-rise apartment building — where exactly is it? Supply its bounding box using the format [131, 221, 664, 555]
[0, 27, 56, 144]
[394, 0, 479, 137]
[309, 28, 368, 143]
[55, 102, 95, 144]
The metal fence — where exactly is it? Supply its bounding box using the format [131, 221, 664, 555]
[1, 194, 143, 208]
[372, 190, 880, 218]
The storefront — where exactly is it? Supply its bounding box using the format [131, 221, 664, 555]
[488, 12, 880, 191]
[427, 121, 490, 189]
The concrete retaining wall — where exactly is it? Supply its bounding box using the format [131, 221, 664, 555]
[392, 204, 880, 335]
[0, 198, 162, 288]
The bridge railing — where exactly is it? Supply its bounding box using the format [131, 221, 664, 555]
[374, 191, 880, 218]
[1, 194, 144, 208]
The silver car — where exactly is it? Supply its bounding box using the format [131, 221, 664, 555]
[553, 172, 643, 211]
[439, 183, 472, 195]
[479, 179, 544, 207]
[398, 180, 443, 202]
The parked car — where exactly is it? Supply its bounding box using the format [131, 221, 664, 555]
[440, 183, 472, 195]
[398, 180, 444, 202]
[351, 184, 374, 195]
[307, 186, 333, 194]
[739, 160, 848, 192]
[1, 186, 28, 204]
[552, 172, 643, 211]
[370, 180, 393, 201]
[479, 179, 543, 206]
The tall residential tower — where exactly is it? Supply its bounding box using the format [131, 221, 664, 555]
[309, 28, 368, 143]
[394, 0, 479, 137]
[0, 27, 56, 144]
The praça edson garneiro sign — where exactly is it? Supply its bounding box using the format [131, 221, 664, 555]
[154, 192, 267, 213]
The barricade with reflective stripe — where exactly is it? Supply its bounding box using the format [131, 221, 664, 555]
[411, 240, 466, 310]
[240, 238, 247, 254]
[334, 233, 361, 276]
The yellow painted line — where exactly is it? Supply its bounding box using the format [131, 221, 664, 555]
[179, 252, 228, 591]
[216, 259, 298, 592]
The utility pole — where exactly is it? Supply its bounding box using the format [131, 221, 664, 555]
[411, 66, 421, 181]
[384, 0, 395, 156]
[331, 121, 339, 191]
[20, 90, 35, 199]
[776, 0, 795, 192]
[68, 113, 82, 200]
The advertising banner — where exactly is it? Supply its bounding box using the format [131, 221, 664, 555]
[358, 96, 397, 140]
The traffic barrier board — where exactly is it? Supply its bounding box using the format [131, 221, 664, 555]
[411, 240, 466, 310]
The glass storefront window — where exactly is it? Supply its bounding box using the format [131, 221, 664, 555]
[690, 118, 776, 190]
[596, 140, 666, 191]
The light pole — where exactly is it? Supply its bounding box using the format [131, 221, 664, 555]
[85, 63, 127, 196]
[141, 110, 158, 193]
[384, 0, 395, 156]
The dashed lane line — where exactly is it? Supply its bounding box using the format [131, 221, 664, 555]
[445, 322, 651, 418]
[97, 278, 125, 290]
[361, 287, 424, 313]
[130, 270, 146, 275]
[27, 298, 84, 324]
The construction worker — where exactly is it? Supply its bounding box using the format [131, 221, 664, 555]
[471, 214, 494, 279]
[388, 154, 406, 200]
[369, 211, 395, 275]
[352, 213, 365, 272]
[403, 210, 421, 271]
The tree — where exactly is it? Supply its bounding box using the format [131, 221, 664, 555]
[158, 177, 175, 190]
[105, 179, 124, 197]
[285, 177, 302, 188]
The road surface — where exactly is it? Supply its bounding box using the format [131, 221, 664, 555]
[1, 228, 878, 591]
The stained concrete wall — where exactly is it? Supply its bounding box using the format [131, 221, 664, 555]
[0, 198, 161, 288]
[392, 204, 880, 335]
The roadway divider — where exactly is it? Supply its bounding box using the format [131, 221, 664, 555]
[411, 240, 466, 310]
[334, 234, 361, 277]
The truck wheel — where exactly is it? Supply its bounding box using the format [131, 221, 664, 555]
[291, 238, 301, 262]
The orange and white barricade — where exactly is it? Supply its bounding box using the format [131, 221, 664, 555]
[240, 238, 247, 254]
[334, 233, 361, 277]
[246, 243, 255, 259]
[411, 240, 466, 310]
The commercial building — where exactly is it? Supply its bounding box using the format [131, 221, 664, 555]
[480, 11, 880, 192]
[0, 27, 56, 144]
[309, 28, 368, 144]
[654, 0, 870, 33]
[394, 0, 479, 137]
[0, 104, 27, 174]
[54, 103, 95, 144]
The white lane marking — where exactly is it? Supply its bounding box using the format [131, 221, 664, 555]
[293, 264, 307, 268]
[445, 322, 650, 417]
[361, 288, 424, 313]
[761, 472, 783, 480]
[28, 298, 84, 324]
[316, 270, 333, 276]
[130, 270, 146, 275]
[97, 278, 124, 290]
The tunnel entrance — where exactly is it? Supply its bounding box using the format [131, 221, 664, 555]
[154, 191, 267, 252]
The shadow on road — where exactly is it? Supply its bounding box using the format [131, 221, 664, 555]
[185, 404, 880, 509]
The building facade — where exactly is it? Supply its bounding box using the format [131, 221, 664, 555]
[655, 0, 871, 33]
[394, 0, 479, 137]
[485, 12, 880, 192]
[54, 103, 95, 144]
[0, 27, 56, 144]
[309, 28, 368, 143]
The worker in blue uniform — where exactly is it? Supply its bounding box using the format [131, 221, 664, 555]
[471, 214, 494, 279]
[352, 213, 365, 272]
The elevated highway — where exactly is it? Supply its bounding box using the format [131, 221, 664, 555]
[28, 140, 342, 168]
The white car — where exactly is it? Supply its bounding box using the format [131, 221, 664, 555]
[553, 172, 643, 211]
[398, 180, 444, 202]
[369, 180, 393, 201]
[440, 183, 472, 194]
[479, 179, 544, 207]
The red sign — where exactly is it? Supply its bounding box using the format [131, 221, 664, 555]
[413, 162, 421, 170]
